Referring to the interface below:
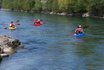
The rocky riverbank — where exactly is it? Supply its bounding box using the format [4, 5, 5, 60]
[1, 9, 104, 18]
[0, 35, 24, 62]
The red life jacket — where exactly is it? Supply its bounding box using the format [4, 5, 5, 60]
[10, 23, 15, 27]
[75, 28, 82, 33]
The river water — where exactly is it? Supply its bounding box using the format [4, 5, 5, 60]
[0, 11, 104, 70]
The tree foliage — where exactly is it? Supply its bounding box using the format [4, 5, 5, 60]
[1, 0, 104, 16]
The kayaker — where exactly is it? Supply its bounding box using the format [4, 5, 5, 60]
[9, 21, 15, 28]
[40, 20, 43, 24]
[36, 19, 41, 24]
[34, 19, 41, 24]
[75, 25, 83, 34]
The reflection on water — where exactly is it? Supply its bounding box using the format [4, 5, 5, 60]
[0, 11, 104, 70]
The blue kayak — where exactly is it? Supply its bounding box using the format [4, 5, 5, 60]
[74, 33, 85, 37]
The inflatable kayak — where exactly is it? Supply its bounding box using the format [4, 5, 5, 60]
[74, 33, 84, 37]
[34, 23, 42, 26]
[8, 26, 16, 30]
[34, 21, 43, 26]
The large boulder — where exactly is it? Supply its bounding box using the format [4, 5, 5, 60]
[0, 35, 23, 57]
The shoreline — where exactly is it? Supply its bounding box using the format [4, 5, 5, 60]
[0, 8, 104, 19]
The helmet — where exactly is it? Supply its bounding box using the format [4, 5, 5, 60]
[78, 25, 82, 28]
[37, 19, 40, 21]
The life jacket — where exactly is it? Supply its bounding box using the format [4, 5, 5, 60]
[75, 28, 82, 34]
[34, 19, 43, 25]
[12, 23, 15, 26]
[40, 21, 43, 24]
[10, 23, 15, 27]
[35, 20, 41, 24]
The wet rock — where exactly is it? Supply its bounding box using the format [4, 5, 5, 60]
[82, 12, 89, 17]
[68, 13, 73, 16]
[57, 12, 67, 16]
[50, 12, 56, 14]
[0, 35, 23, 58]
[3, 47, 15, 54]
[0, 53, 9, 57]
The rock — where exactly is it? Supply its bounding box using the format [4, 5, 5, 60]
[82, 12, 89, 17]
[0, 53, 9, 57]
[0, 8, 10, 11]
[50, 12, 53, 14]
[0, 35, 23, 58]
[3, 47, 15, 55]
[50, 12, 56, 14]
[57, 12, 67, 16]
[68, 13, 73, 16]
[0, 35, 9, 42]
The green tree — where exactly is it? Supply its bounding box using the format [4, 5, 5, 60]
[1, 0, 104, 17]
[88, 0, 104, 16]
[32, 0, 42, 12]
[57, 0, 70, 12]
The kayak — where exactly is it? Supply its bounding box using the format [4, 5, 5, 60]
[8, 26, 16, 30]
[34, 21, 43, 26]
[74, 33, 84, 37]
[34, 23, 42, 26]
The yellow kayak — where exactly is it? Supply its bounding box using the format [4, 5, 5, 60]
[8, 26, 16, 30]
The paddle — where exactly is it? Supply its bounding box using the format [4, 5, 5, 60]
[4, 27, 8, 29]
[15, 20, 20, 25]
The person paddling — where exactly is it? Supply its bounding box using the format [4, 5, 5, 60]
[9, 21, 15, 28]
[36, 19, 41, 24]
[34, 19, 43, 24]
[75, 25, 83, 34]
[40, 19, 43, 25]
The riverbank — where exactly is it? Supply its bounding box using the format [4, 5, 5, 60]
[41, 11, 104, 18]
[0, 35, 24, 62]
[1, 8, 104, 19]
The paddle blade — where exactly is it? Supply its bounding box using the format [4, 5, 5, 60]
[4, 27, 8, 29]
[16, 23, 20, 25]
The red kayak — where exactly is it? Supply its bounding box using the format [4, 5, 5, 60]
[34, 21, 43, 26]
[34, 23, 42, 26]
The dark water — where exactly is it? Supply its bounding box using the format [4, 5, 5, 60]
[0, 11, 104, 70]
